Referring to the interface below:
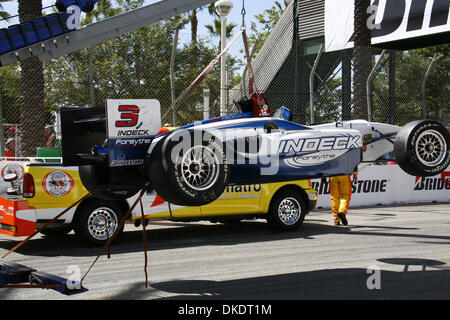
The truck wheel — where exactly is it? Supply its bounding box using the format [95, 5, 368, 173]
[149, 130, 230, 206]
[394, 120, 450, 177]
[267, 190, 306, 230]
[73, 199, 125, 246]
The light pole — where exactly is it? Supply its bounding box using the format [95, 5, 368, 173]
[215, 0, 233, 117]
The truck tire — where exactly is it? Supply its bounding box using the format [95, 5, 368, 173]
[394, 120, 450, 177]
[149, 130, 230, 206]
[267, 189, 306, 231]
[73, 199, 125, 246]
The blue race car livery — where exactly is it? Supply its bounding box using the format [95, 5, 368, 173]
[60, 100, 450, 206]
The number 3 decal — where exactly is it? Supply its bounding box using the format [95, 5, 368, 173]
[115, 105, 139, 127]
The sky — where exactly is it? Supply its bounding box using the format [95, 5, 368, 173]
[0, 0, 282, 60]
[0, 0, 280, 37]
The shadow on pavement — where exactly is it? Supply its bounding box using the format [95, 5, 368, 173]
[110, 261, 450, 300]
[0, 218, 434, 258]
[0, 217, 443, 259]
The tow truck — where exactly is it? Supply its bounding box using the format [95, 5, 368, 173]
[0, 146, 318, 246]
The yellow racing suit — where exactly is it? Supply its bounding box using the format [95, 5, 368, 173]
[329, 174, 357, 223]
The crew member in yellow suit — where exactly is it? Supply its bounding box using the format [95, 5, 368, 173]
[329, 172, 358, 226]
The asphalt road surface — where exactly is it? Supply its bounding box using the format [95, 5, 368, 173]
[0, 203, 449, 300]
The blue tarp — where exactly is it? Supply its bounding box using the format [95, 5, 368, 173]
[0, 13, 71, 55]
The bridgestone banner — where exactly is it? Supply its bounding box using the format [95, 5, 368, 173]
[325, 0, 450, 52]
[312, 164, 450, 208]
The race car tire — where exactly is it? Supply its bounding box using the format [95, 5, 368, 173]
[40, 226, 73, 237]
[81, 3, 95, 13]
[394, 120, 450, 177]
[79, 163, 144, 200]
[147, 136, 185, 204]
[149, 130, 230, 206]
[267, 189, 306, 231]
[73, 199, 125, 246]
[56, 1, 95, 13]
[55, 0, 65, 12]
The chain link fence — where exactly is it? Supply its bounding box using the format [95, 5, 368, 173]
[0, 4, 448, 158]
[230, 40, 449, 127]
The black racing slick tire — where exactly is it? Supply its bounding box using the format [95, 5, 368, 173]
[79, 163, 145, 200]
[40, 226, 73, 237]
[55, 0, 65, 12]
[267, 189, 307, 231]
[148, 130, 230, 206]
[394, 120, 450, 177]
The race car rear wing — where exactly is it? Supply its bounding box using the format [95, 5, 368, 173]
[60, 105, 106, 166]
[60, 99, 161, 167]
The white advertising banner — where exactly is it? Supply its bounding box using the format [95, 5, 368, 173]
[106, 99, 161, 167]
[325, 0, 450, 52]
[106, 99, 161, 139]
[312, 164, 450, 209]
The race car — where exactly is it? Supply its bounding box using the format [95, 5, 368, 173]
[60, 99, 450, 207]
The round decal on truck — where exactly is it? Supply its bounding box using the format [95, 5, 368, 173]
[42, 171, 74, 197]
[1, 164, 25, 181]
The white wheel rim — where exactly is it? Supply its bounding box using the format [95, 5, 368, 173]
[180, 145, 220, 192]
[415, 130, 447, 167]
[277, 197, 301, 226]
[87, 207, 118, 241]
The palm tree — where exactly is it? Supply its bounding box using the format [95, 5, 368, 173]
[0, 0, 11, 20]
[205, 18, 237, 49]
[189, 3, 219, 45]
[18, 0, 45, 156]
[189, 9, 199, 44]
[83, 0, 122, 107]
[352, 0, 372, 120]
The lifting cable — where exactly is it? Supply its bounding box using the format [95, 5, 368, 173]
[1, 181, 150, 288]
[162, 30, 244, 122]
[2, 0, 261, 290]
[162, 0, 259, 121]
[140, 197, 148, 288]
[240, 0, 265, 111]
[241, 0, 256, 96]
[81, 184, 149, 282]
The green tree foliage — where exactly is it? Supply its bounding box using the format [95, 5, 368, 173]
[42, 0, 241, 125]
[0, 0, 11, 20]
[205, 18, 238, 50]
[314, 78, 344, 124]
[247, 0, 291, 56]
[371, 45, 449, 126]
[0, 64, 21, 124]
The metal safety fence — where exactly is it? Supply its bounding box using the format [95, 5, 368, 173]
[230, 43, 449, 127]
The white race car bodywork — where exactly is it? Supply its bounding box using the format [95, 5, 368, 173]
[60, 102, 449, 206]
